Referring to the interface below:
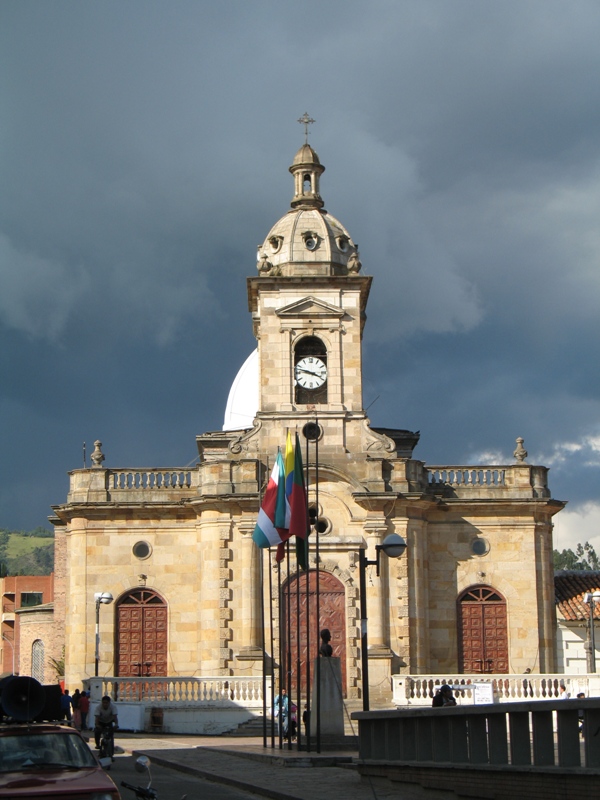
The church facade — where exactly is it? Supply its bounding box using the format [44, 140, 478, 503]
[52, 138, 564, 702]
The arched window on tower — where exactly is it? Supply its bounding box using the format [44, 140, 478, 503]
[31, 639, 45, 683]
[294, 336, 328, 405]
[303, 173, 311, 194]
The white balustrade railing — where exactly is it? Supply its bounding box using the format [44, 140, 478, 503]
[90, 676, 269, 708]
[109, 469, 198, 491]
[393, 673, 600, 706]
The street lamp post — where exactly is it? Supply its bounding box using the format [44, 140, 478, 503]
[94, 592, 114, 677]
[359, 533, 407, 711]
[584, 590, 600, 674]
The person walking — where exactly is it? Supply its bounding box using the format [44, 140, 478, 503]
[72, 689, 82, 730]
[79, 691, 90, 730]
[273, 688, 289, 737]
[60, 689, 73, 723]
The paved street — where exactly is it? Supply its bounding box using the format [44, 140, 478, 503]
[111, 753, 262, 800]
[112, 733, 459, 800]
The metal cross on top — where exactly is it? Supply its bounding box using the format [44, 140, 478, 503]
[297, 112, 315, 144]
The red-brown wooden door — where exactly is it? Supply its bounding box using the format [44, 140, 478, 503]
[282, 570, 346, 697]
[457, 586, 508, 673]
[116, 589, 168, 677]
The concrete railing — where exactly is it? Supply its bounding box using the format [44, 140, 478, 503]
[425, 463, 550, 499]
[88, 675, 269, 707]
[393, 674, 600, 706]
[108, 469, 197, 491]
[353, 697, 600, 769]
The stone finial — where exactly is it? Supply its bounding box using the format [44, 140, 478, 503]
[513, 437, 528, 463]
[347, 251, 362, 273]
[90, 440, 105, 468]
[258, 253, 273, 273]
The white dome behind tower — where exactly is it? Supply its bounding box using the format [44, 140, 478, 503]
[223, 349, 259, 430]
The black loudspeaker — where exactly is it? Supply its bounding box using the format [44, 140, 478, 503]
[35, 684, 62, 722]
[35, 683, 63, 722]
[0, 676, 46, 721]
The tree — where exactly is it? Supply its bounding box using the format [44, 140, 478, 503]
[554, 541, 600, 571]
[49, 649, 65, 679]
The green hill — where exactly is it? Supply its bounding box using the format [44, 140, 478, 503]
[0, 527, 54, 576]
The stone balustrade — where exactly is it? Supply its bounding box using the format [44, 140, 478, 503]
[67, 467, 200, 503]
[427, 467, 506, 488]
[109, 469, 197, 491]
[88, 675, 269, 707]
[425, 463, 550, 499]
[394, 674, 600, 706]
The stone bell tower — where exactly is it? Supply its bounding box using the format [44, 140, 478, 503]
[242, 136, 403, 462]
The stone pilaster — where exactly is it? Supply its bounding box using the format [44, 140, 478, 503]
[407, 520, 429, 673]
[235, 520, 263, 665]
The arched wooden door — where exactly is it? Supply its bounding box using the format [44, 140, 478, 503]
[457, 585, 508, 673]
[116, 589, 168, 677]
[282, 570, 346, 697]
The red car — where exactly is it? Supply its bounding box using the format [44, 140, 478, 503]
[0, 723, 121, 799]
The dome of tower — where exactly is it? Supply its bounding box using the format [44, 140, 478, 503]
[256, 145, 362, 278]
[292, 143, 321, 166]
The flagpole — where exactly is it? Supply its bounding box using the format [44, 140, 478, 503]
[285, 538, 292, 749]
[304, 431, 311, 753]
[295, 539, 302, 751]
[260, 546, 267, 749]
[314, 418, 321, 754]
[268, 548, 275, 749]
[257, 457, 268, 749]
[277, 558, 284, 750]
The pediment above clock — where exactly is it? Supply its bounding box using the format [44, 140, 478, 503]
[276, 296, 345, 320]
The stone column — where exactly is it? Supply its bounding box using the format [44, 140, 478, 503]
[364, 524, 390, 654]
[363, 522, 394, 704]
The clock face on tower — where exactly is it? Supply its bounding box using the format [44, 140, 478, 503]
[295, 356, 328, 390]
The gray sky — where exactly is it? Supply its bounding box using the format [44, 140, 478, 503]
[2, 1, 600, 552]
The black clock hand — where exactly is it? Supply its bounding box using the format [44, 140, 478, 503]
[297, 365, 325, 376]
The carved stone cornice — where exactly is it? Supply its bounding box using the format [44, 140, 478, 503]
[229, 419, 262, 454]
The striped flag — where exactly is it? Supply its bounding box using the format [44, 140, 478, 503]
[274, 432, 297, 562]
[288, 433, 309, 539]
[252, 451, 291, 549]
[289, 433, 310, 569]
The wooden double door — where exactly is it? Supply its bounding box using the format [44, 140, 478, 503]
[282, 570, 346, 697]
[457, 585, 508, 673]
[116, 589, 168, 677]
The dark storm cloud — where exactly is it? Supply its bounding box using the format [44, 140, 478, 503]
[1, 0, 600, 548]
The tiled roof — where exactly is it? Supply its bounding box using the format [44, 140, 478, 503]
[555, 571, 600, 621]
